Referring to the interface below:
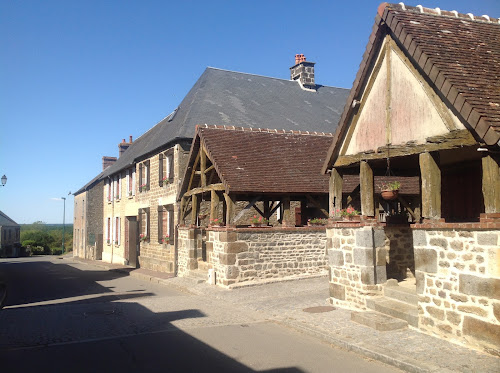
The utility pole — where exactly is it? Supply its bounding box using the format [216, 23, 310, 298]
[61, 197, 66, 254]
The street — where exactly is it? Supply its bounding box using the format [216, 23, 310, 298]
[0, 256, 402, 373]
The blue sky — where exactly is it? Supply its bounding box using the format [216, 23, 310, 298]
[1, 0, 498, 224]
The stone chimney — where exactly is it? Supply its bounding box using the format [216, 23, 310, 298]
[118, 135, 133, 158]
[290, 54, 316, 89]
[102, 156, 117, 171]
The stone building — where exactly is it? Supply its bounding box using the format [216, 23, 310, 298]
[322, 3, 500, 355]
[177, 125, 340, 287]
[74, 59, 350, 274]
[0, 211, 20, 257]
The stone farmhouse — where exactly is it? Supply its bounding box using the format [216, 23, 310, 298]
[74, 59, 350, 276]
[0, 211, 21, 257]
[322, 3, 499, 355]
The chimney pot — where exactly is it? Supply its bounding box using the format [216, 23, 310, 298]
[122, 139, 126, 143]
[129, 135, 133, 143]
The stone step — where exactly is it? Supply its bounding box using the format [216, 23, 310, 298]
[185, 269, 208, 284]
[351, 311, 408, 331]
[366, 297, 419, 327]
[384, 285, 418, 305]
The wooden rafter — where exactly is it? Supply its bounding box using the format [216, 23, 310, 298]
[183, 183, 225, 197]
[305, 194, 329, 218]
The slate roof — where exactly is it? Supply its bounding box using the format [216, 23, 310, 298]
[98, 67, 349, 181]
[324, 2, 500, 171]
[0, 211, 19, 227]
[182, 125, 335, 195]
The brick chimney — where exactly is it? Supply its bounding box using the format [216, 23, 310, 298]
[290, 54, 316, 89]
[118, 135, 133, 158]
[102, 156, 117, 171]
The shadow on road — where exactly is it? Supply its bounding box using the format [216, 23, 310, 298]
[0, 258, 305, 373]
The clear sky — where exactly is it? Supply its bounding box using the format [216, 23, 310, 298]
[1, 0, 498, 224]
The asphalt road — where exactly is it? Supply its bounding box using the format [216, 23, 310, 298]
[0, 256, 402, 373]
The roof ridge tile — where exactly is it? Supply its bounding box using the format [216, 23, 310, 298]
[390, 3, 499, 24]
[199, 125, 334, 137]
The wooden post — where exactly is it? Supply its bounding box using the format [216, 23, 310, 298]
[224, 193, 236, 227]
[360, 161, 374, 217]
[263, 199, 270, 220]
[191, 195, 198, 226]
[200, 147, 207, 187]
[419, 152, 441, 219]
[210, 189, 220, 223]
[282, 197, 293, 227]
[330, 168, 343, 217]
[482, 155, 500, 213]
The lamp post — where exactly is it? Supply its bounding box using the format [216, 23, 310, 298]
[61, 197, 66, 254]
[1, 175, 6, 187]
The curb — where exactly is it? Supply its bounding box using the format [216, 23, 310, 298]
[279, 320, 447, 373]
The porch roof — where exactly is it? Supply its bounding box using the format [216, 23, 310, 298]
[323, 3, 500, 172]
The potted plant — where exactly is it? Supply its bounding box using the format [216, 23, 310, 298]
[209, 218, 224, 227]
[336, 207, 360, 220]
[139, 183, 147, 192]
[139, 233, 148, 243]
[161, 234, 169, 244]
[250, 215, 268, 227]
[307, 218, 327, 226]
[162, 176, 170, 185]
[380, 181, 401, 201]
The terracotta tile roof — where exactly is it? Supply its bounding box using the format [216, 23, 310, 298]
[192, 125, 335, 195]
[323, 2, 500, 172]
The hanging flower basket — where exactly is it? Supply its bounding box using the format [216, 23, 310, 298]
[381, 189, 399, 201]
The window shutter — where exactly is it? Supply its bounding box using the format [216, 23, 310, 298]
[167, 154, 173, 180]
[126, 171, 130, 196]
[132, 169, 136, 195]
[118, 217, 121, 245]
[168, 208, 174, 244]
[159, 154, 164, 186]
[146, 161, 151, 191]
[146, 207, 150, 240]
[118, 174, 122, 199]
[158, 206, 163, 243]
[138, 209, 143, 238]
[139, 164, 143, 192]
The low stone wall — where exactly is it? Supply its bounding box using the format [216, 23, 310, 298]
[138, 243, 174, 273]
[414, 228, 500, 355]
[209, 227, 327, 287]
[326, 221, 500, 356]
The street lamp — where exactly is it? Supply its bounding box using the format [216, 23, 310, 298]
[61, 197, 66, 254]
[1, 175, 6, 186]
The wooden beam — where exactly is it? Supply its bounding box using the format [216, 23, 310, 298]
[305, 195, 329, 218]
[204, 165, 214, 174]
[187, 152, 201, 192]
[252, 205, 264, 217]
[360, 160, 375, 217]
[335, 130, 477, 168]
[183, 183, 225, 198]
[269, 201, 281, 216]
[191, 195, 198, 226]
[233, 196, 261, 223]
[482, 155, 500, 213]
[210, 189, 220, 223]
[420, 152, 441, 219]
[282, 197, 294, 226]
[330, 168, 343, 217]
[396, 195, 417, 221]
[224, 193, 236, 226]
[200, 146, 207, 187]
[263, 200, 270, 220]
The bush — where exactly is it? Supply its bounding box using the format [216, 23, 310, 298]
[31, 246, 45, 255]
[50, 248, 62, 255]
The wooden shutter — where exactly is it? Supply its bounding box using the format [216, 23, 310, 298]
[138, 209, 143, 238]
[157, 206, 163, 243]
[159, 153, 164, 186]
[146, 207, 150, 240]
[168, 208, 174, 244]
[146, 161, 151, 191]
[139, 164, 143, 192]
[132, 169, 136, 195]
[167, 154, 173, 181]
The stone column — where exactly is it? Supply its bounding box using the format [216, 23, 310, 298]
[282, 197, 294, 227]
[482, 155, 500, 213]
[224, 193, 236, 227]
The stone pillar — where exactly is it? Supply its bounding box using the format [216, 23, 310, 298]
[224, 193, 236, 227]
[330, 168, 343, 217]
[419, 152, 441, 219]
[210, 190, 220, 223]
[360, 161, 375, 217]
[191, 195, 198, 226]
[482, 155, 500, 213]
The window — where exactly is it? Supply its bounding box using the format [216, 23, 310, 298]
[115, 175, 121, 200]
[127, 168, 135, 197]
[139, 208, 150, 242]
[139, 161, 150, 192]
[159, 152, 174, 186]
[107, 179, 112, 202]
[114, 217, 120, 245]
[158, 205, 174, 244]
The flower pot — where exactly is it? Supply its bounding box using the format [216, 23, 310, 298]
[251, 223, 262, 228]
[381, 189, 399, 201]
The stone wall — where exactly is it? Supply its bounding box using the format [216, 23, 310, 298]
[203, 227, 327, 287]
[413, 228, 500, 355]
